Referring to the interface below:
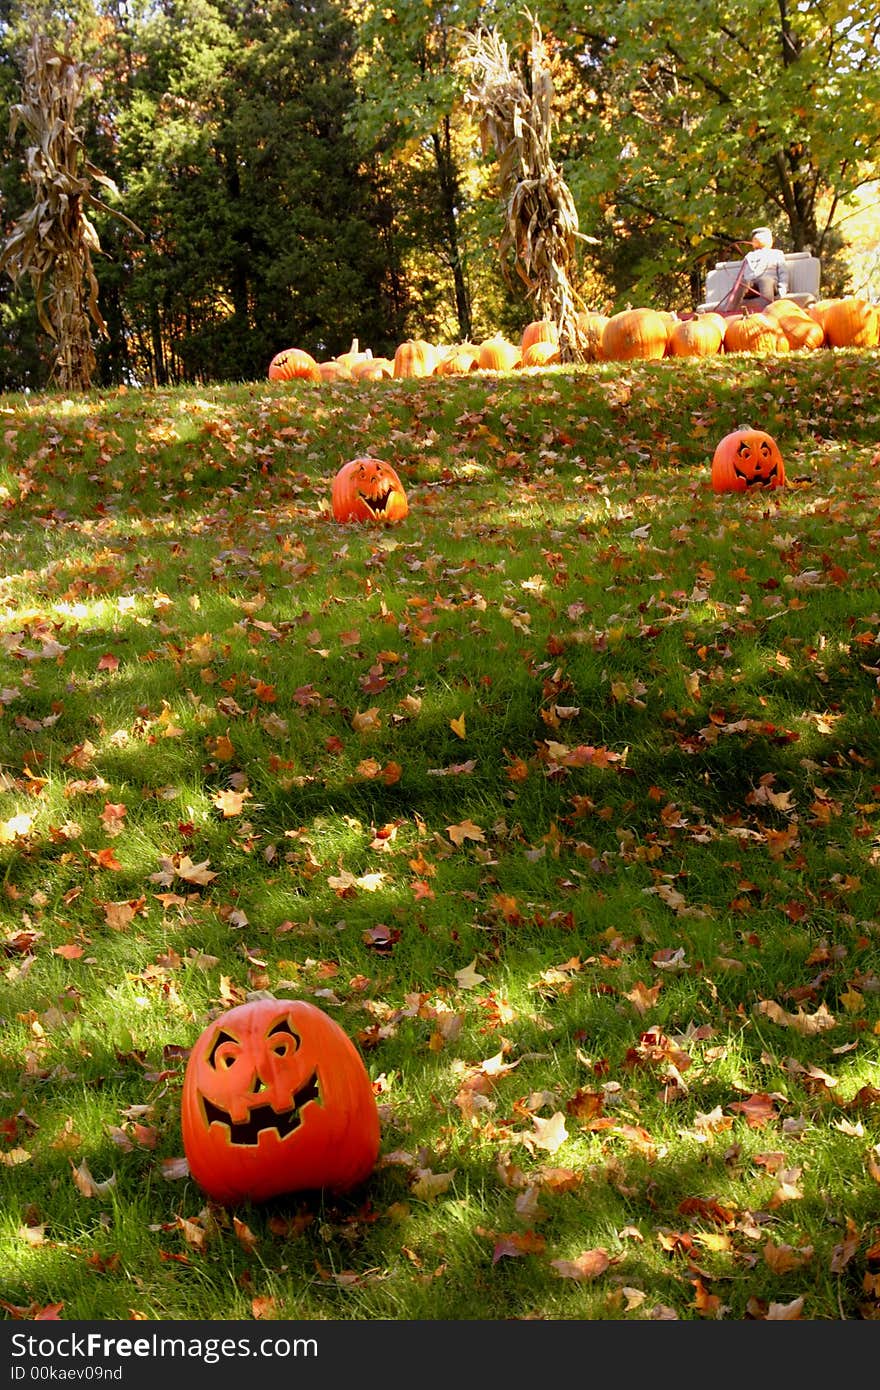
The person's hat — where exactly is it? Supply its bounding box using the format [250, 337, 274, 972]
[750, 226, 773, 242]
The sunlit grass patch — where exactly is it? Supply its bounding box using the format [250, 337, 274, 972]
[2, 356, 880, 1320]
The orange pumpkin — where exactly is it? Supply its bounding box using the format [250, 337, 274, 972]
[601, 308, 669, 361]
[393, 339, 438, 378]
[331, 456, 408, 524]
[335, 338, 373, 372]
[181, 997, 380, 1204]
[821, 297, 880, 349]
[434, 346, 481, 376]
[521, 319, 559, 354]
[317, 360, 354, 382]
[775, 312, 825, 351]
[711, 427, 786, 494]
[476, 336, 521, 371]
[667, 316, 724, 358]
[268, 347, 321, 382]
[351, 358, 394, 381]
[520, 339, 560, 368]
[722, 313, 788, 355]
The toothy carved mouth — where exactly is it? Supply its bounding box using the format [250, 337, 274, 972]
[734, 463, 779, 487]
[360, 488, 394, 515]
[202, 1070, 320, 1145]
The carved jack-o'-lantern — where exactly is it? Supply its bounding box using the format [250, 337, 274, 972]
[181, 997, 380, 1204]
[267, 347, 321, 382]
[711, 427, 786, 494]
[331, 456, 409, 524]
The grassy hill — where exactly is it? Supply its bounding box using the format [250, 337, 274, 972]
[1, 348, 880, 1322]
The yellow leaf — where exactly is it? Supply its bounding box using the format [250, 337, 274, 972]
[352, 708, 382, 734]
[450, 713, 466, 738]
[840, 988, 865, 1014]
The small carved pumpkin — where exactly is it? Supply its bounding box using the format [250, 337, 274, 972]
[331, 456, 408, 524]
[181, 997, 380, 1204]
[711, 427, 786, 494]
[268, 347, 321, 382]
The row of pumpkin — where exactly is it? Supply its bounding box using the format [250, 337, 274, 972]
[268, 294, 880, 384]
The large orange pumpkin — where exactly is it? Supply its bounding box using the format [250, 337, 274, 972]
[268, 347, 321, 382]
[520, 339, 560, 368]
[317, 360, 354, 382]
[722, 313, 788, 355]
[521, 319, 559, 354]
[476, 336, 521, 371]
[711, 427, 786, 494]
[774, 311, 825, 351]
[601, 308, 669, 361]
[351, 357, 394, 381]
[181, 997, 380, 1205]
[434, 346, 481, 376]
[331, 456, 408, 524]
[821, 297, 880, 349]
[667, 316, 724, 358]
[393, 339, 438, 378]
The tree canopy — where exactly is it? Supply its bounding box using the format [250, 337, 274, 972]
[0, 0, 876, 387]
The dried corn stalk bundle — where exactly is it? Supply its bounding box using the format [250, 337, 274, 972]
[461, 12, 585, 362]
[0, 32, 139, 391]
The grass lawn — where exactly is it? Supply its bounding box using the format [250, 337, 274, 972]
[1, 347, 879, 1322]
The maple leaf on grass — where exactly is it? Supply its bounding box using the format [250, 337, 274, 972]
[488, 1230, 546, 1263]
[149, 855, 217, 887]
[446, 818, 485, 847]
[523, 1111, 569, 1155]
[410, 1168, 456, 1200]
[212, 787, 252, 818]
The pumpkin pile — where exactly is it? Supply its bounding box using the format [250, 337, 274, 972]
[267, 294, 879, 385]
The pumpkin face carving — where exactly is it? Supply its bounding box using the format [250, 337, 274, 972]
[711, 428, 786, 494]
[267, 347, 321, 382]
[181, 998, 380, 1204]
[331, 456, 408, 524]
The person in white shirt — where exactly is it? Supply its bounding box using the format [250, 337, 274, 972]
[728, 227, 789, 309]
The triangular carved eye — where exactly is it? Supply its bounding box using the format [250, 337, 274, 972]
[266, 1017, 300, 1058]
[207, 1029, 239, 1070]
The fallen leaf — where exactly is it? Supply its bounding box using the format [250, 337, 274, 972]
[447, 818, 485, 847]
[455, 959, 486, 990]
[550, 1248, 610, 1280]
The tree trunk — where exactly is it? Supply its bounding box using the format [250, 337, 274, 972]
[431, 120, 472, 342]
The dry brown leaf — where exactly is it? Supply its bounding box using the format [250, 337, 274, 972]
[550, 1248, 611, 1281]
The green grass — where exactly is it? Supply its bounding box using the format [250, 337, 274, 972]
[2, 350, 880, 1322]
